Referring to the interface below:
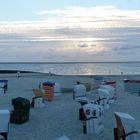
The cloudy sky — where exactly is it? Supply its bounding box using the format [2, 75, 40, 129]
[0, 0, 140, 62]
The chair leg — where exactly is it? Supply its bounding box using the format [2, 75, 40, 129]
[79, 108, 86, 120]
[114, 128, 120, 140]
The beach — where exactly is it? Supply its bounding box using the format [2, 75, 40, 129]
[0, 72, 140, 140]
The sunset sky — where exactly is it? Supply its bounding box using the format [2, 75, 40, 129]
[0, 0, 140, 62]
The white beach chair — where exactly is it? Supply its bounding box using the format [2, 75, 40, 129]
[31, 96, 45, 108]
[114, 112, 140, 140]
[0, 109, 10, 140]
[73, 84, 86, 99]
[100, 84, 117, 101]
[82, 103, 104, 135]
[97, 88, 110, 110]
[54, 83, 61, 96]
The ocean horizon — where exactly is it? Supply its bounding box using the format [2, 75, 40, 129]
[0, 61, 140, 64]
[0, 61, 140, 75]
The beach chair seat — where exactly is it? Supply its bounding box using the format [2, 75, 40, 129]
[32, 89, 45, 98]
[114, 112, 140, 140]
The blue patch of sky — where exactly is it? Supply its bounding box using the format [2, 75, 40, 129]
[0, 0, 139, 20]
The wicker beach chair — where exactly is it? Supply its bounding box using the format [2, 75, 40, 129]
[114, 112, 140, 140]
[10, 97, 30, 124]
[32, 89, 44, 98]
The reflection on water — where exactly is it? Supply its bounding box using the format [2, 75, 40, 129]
[0, 62, 140, 75]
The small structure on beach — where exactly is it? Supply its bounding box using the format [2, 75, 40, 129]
[54, 82, 61, 96]
[104, 80, 116, 88]
[31, 96, 44, 108]
[114, 112, 139, 140]
[124, 79, 140, 94]
[0, 109, 10, 140]
[42, 81, 55, 101]
[94, 76, 105, 88]
[100, 84, 116, 102]
[10, 97, 30, 124]
[73, 83, 86, 99]
[0, 80, 8, 94]
[97, 88, 110, 110]
[83, 103, 104, 135]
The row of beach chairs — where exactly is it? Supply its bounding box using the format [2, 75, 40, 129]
[73, 79, 140, 140]
[1, 77, 140, 140]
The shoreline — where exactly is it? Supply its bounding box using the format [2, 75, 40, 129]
[0, 69, 140, 76]
[0, 70, 39, 74]
[0, 70, 140, 82]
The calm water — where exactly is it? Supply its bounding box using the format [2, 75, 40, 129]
[0, 62, 140, 75]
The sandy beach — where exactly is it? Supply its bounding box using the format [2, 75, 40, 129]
[0, 73, 140, 140]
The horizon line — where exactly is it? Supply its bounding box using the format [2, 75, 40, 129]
[0, 61, 140, 64]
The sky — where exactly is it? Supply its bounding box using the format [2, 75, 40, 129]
[0, 0, 140, 62]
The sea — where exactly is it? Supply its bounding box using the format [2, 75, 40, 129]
[0, 62, 140, 75]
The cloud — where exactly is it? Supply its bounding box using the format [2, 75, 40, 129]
[0, 6, 140, 34]
[78, 43, 88, 48]
[113, 45, 140, 51]
[36, 6, 140, 28]
[0, 6, 140, 61]
[37, 6, 116, 16]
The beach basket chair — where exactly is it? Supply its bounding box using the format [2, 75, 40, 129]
[42, 82, 55, 101]
[114, 112, 140, 140]
[0, 110, 10, 140]
[73, 84, 87, 100]
[32, 89, 45, 98]
[10, 97, 30, 124]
